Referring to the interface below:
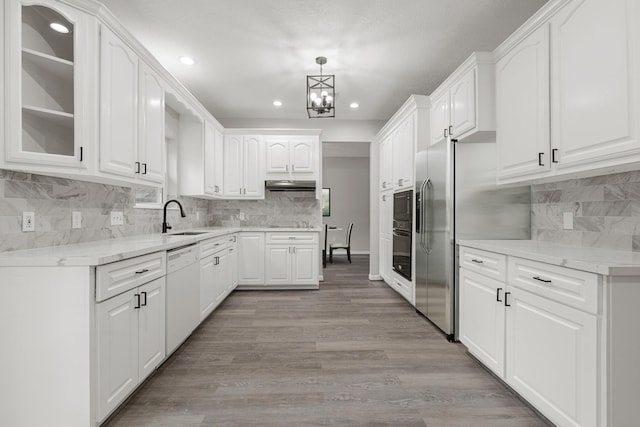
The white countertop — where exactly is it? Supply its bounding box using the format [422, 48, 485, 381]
[0, 227, 320, 267]
[458, 239, 640, 276]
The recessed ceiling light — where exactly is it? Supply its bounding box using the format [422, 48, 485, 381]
[350, 102, 360, 109]
[179, 56, 196, 65]
[273, 100, 283, 107]
[49, 22, 69, 34]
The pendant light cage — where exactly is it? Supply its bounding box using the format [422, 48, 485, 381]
[307, 57, 335, 118]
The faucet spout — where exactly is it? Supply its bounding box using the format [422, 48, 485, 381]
[162, 199, 186, 233]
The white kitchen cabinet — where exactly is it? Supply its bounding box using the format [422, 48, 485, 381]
[202, 122, 225, 196]
[496, 0, 640, 184]
[459, 268, 506, 377]
[199, 235, 229, 320]
[227, 234, 238, 289]
[506, 286, 597, 427]
[97, 276, 166, 422]
[265, 136, 319, 180]
[99, 25, 138, 179]
[237, 232, 265, 286]
[379, 192, 392, 282]
[137, 61, 165, 184]
[100, 26, 166, 186]
[224, 134, 265, 198]
[3, 0, 95, 173]
[496, 23, 550, 181]
[199, 252, 216, 319]
[429, 53, 496, 146]
[550, 0, 640, 170]
[265, 233, 318, 287]
[379, 135, 392, 191]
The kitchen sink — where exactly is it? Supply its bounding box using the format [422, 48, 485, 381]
[169, 231, 210, 236]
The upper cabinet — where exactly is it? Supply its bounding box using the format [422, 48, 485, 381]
[496, 0, 640, 184]
[2, 0, 96, 174]
[265, 135, 319, 181]
[429, 52, 496, 146]
[223, 134, 265, 199]
[379, 135, 392, 191]
[99, 25, 164, 186]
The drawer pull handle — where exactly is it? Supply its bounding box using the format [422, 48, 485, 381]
[533, 276, 552, 283]
[141, 291, 147, 307]
[504, 291, 511, 307]
[496, 288, 503, 302]
[135, 268, 149, 274]
[471, 259, 483, 264]
[134, 293, 141, 309]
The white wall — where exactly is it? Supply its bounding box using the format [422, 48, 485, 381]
[322, 148, 370, 254]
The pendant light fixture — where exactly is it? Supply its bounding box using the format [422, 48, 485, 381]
[306, 56, 335, 118]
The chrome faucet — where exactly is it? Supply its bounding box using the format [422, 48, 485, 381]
[162, 199, 186, 233]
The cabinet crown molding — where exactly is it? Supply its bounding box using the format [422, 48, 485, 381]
[376, 94, 429, 140]
[429, 51, 494, 100]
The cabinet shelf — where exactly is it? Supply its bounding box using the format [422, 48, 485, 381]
[23, 105, 74, 128]
[22, 48, 74, 84]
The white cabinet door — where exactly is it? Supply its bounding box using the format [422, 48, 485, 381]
[223, 134, 243, 197]
[138, 62, 164, 184]
[291, 245, 317, 285]
[458, 269, 506, 378]
[137, 277, 165, 382]
[213, 127, 224, 195]
[199, 255, 216, 320]
[204, 121, 216, 195]
[450, 68, 476, 138]
[265, 245, 291, 285]
[393, 113, 415, 190]
[430, 92, 450, 146]
[265, 138, 289, 175]
[215, 250, 229, 304]
[379, 136, 393, 191]
[228, 242, 238, 289]
[506, 287, 597, 427]
[242, 135, 264, 197]
[290, 138, 316, 176]
[238, 232, 265, 285]
[97, 288, 138, 421]
[99, 25, 138, 178]
[551, 0, 640, 169]
[496, 24, 550, 181]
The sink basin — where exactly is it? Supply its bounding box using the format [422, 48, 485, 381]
[169, 231, 210, 236]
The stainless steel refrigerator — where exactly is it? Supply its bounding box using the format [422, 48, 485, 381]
[414, 139, 530, 341]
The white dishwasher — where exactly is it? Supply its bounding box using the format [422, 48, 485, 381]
[166, 244, 200, 355]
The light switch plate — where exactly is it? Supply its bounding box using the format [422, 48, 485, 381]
[72, 211, 82, 229]
[22, 212, 35, 232]
[563, 212, 574, 230]
[239, 212, 245, 220]
[110, 211, 124, 226]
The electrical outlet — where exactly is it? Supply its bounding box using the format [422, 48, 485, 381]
[239, 212, 245, 220]
[22, 212, 35, 232]
[196, 211, 200, 221]
[563, 212, 574, 230]
[110, 211, 124, 226]
[72, 211, 82, 229]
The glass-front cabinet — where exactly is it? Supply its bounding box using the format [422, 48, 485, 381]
[4, 0, 94, 170]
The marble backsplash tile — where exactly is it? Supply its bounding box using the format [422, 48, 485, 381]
[532, 170, 640, 252]
[0, 169, 320, 252]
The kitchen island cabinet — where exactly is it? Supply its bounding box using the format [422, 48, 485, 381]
[458, 240, 640, 427]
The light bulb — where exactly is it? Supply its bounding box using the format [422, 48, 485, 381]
[326, 96, 333, 104]
[321, 91, 328, 98]
[310, 92, 317, 101]
[313, 98, 321, 106]
[49, 22, 69, 33]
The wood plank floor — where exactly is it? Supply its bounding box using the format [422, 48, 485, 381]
[105, 255, 551, 427]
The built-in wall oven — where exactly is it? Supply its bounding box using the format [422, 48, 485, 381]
[393, 190, 413, 280]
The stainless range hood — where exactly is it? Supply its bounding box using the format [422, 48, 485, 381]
[265, 180, 316, 191]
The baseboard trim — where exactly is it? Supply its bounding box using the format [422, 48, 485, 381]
[319, 275, 324, 281]
[368, 274, 382, 281]
[352, 251, 370, 255]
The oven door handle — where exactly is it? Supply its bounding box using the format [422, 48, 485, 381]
[393, 229, 411, 237]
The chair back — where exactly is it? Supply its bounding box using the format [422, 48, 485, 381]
[323, 224, 328, 250]
[346, 223, 353, 246]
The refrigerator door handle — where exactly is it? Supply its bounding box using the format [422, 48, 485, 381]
[426, 178, 434, 253]
[419, 177, 429, 253]
[424, 178, 432, 254]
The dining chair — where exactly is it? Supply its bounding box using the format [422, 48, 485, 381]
[322, 223, 328, 268]
[330, 222, 353, 263]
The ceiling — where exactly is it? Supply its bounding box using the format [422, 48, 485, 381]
[98, 0, 548, 122]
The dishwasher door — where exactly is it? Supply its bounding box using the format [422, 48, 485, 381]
[166, 245, 200, 355]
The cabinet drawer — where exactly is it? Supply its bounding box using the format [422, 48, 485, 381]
[200, 235, 228, 258]
[266, 232, 318, 244]
[96, 251, 166, 302]
[508, 257, 599, 314]
[459, 246, 507, 282]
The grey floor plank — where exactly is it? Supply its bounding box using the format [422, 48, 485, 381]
[104, 255, 551, 427]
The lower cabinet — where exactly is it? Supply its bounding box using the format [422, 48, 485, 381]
[265, 243, 317, 286]
[458, 246, 598, 427]
[228, 234, 238, 288]
[238, 232, 266, 285]
[96, 276, 166, 422]
[200, 247, 229, 321]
